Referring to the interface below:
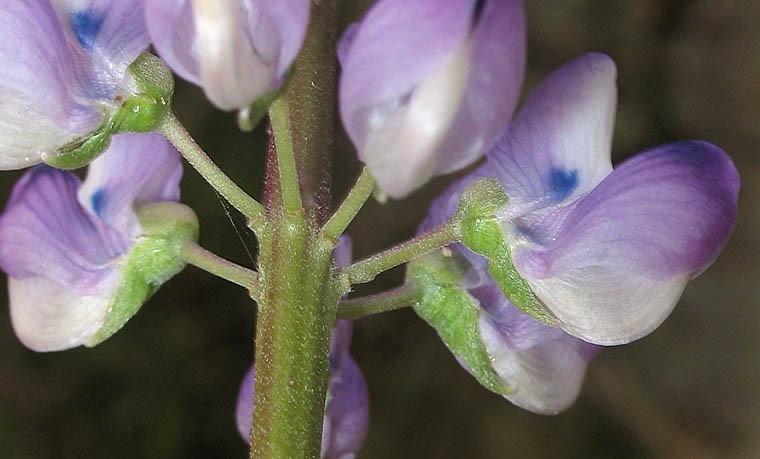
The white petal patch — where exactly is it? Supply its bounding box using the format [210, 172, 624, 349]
[525, 266, 689, 345]
[361, 43, 470, 198]
[193, 0, 274, 110]
[0, 90, 88, 169]
[479, 312, 587, 415]
[9, 274, 117, 352]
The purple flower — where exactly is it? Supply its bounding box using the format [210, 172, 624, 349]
[236, 237, 369, 457]
[414, 52, 738, 412]
[417, 170, 600, 414]
[145, 0, 310, 110]
[486, 53, 739, 345]
[339, 0, 525, 198]
[422, 52, 739, 349]
[0, 133, 186, 351]
[0, 0, 149, 169]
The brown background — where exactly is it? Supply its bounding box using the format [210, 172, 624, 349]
[0, 1, 758, 457]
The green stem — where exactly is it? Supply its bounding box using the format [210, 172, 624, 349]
[342, 221, 461, 285]
[180, 241, 258, 292]
[268, 97, 303, 214]
[253, 213, 337, 458]
[321, 167, 375, 241]
[338, 284, 422, 319]
[158, 111, 266, 233]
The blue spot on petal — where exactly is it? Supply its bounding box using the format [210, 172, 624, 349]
[549, 168, 578, 201]
[90, 189, 106, 218]
[71, 10, 104, 52]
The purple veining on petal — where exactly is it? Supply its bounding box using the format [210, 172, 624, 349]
[52, 0, 150, 98]
[0, 0, 150, 168]
[470, 282, 599, 362]
[78, 133, 183, 235]
[515, 141, 740, 281]
[0, 0, 103, 167]
[488, 52, 616, 211]
[0, 166, 128, 294]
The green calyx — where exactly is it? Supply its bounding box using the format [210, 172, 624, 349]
[86, 203, 199, 346]
[454, 178, 555, 325]
[111, 53, 174, 133]
[44, 53, 175, 170]
[407, 251, 511, 396]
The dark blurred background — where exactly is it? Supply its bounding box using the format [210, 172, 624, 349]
[1, 1, 758, 457]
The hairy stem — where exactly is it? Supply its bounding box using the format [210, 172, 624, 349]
[338, 284, 422, 319]
[158, 111, 266, 233]
[250, 1, 340, 457]
[180, 241, 258, 292]
[321, 167, 376, 241]
[342, 221, 461, 285]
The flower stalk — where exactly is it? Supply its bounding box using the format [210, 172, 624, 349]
[180, 241, 258, 291]
[342, 220, 461, 285]
[338, 284, 422, 319]
[249, 1, 340, 457]
[157, 111, 266, 233]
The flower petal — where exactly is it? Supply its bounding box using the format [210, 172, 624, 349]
[479, 311, 594, 415]
[0, 0, 102, 168]
[514, 141, 740, 344]
[253, 0, 311, 78]
[0, 166, 128, 293]
[489, 53, 616, 211]
[77, 133, 183, 235]
[144, 0, 200, 85]
[434, 0, 526, 176]
[148, 0, 310, 110]
[8, 273, 118, 352]
[322, 353, 370, 459]
[339, 0, 476, 197]
[51, 0, 149, 97]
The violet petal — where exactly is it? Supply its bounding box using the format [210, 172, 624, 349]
[339, 0, 489, 197]
[489, 53, 616, 212]
[0, 0, 102, 168]
[51, 0, 149, 97]
[146, 0, 310, 110]
[0, 167, 128, 293]
[514, 141, 739, 345]
[78, 133, 183, 235]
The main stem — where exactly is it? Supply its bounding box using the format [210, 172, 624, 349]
[251, 1, 339, 458]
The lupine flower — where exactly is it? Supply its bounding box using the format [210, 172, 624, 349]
[145, 0, 311, 110]
[0, 133, 195, 351]
[0, 0, 149, 169]
[410, 51, 738, 412]
[236, 237, 369, 457]
[339, 0, 525, 198]
[412, 167, 600, 415]
[483, 52, 739, 345]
